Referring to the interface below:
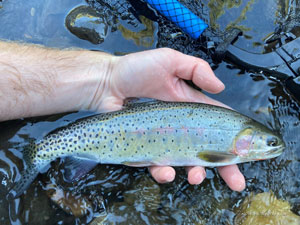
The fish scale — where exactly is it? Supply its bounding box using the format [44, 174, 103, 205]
[9, 101, 285, 198]
[36, 102, 243, 165]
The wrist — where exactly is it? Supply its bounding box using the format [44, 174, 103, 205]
[0, 41, 118, 120]
[56, 50, 118, 112]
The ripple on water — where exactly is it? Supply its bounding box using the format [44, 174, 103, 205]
[0, 0, 300, 224]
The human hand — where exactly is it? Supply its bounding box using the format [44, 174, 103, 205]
[90, 48, 245, 191]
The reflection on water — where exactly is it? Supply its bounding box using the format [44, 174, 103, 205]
[0, 0, 299, 224]
[207, 0, 243, 30]
[206, 0, 300, 53]
[118, 16, 156, 47]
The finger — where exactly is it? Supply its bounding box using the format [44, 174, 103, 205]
[218, 165, 245, 192]
[185, 166, 206, 185]
[173, 52, 225, 94]
[172, 80, 231, 109]
[149, 166, 176, 183]
[94, 96, 124, 113]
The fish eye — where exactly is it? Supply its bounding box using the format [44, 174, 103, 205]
[266, 137, 279, 147]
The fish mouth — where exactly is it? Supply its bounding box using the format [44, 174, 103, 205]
[261, 144, 285, 159]
[250, 144, 285, 161]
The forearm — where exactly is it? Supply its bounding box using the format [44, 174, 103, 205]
[0, 41, 114, 121]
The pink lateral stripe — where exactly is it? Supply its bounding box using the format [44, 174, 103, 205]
[132, 127, 205, 136]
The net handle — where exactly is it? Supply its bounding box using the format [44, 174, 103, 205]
[145, 0, 208, 39]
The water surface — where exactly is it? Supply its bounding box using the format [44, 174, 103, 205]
[0, 0, 299, 224]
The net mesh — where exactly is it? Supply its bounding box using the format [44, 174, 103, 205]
[87, 0, 217, 60]
[86, 0, 300, 61]
[145, 0, 207, 39]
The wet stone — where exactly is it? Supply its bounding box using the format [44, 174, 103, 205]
[234, 192, 300, 225]
[122, 174, 161, 211]
[65, 5, 111, 44]
[100, 174, 165, 224]
[10, 182, 63, 225]
[46, 183, 106, 220]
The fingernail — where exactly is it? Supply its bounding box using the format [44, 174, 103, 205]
[236, 180, 246, 192]
[165, 171, 174, 182]
[232, 175, 245, 192]
[216, 79, 225, 90]
[194, 171, 205, 185]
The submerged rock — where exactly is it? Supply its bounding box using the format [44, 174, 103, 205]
[118, 16, 155, 47]
[46, 183, 106, 221]
[66, 3, 156, 48]
[235, 192, 300, 225]
[46, 183, 98, 218]
[91, 175, 163, 224]
[122, 174, 161, 212]
[89, 213, 110, 225]
[65, 5, 110, 44]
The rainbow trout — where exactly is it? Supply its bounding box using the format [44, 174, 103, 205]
[10, 101, 285, 198]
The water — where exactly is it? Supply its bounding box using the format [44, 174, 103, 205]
[0, 0, 299, 224]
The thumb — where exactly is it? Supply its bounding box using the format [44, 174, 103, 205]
[174, 80, 229, 108]
[92, 96, 124, 113]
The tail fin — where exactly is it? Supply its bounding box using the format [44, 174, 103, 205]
[8, 164, 40, 199]
[8, 143, 44, 199]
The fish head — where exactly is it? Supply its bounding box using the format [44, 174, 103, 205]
[232, 125, 285, 161]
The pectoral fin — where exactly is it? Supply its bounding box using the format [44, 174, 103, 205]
[198, 151, 237, 163]
[63, 157, 98, 182]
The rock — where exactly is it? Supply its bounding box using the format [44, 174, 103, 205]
[46, 183, 95, 217]
[122, 174, 161, 211]
[235, 192, 300, 225]
[65, 5, 109, 44]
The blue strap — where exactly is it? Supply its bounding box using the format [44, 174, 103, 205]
[145, 0, 208, 39]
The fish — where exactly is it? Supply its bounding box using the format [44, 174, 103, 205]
[9, 101, 285, 198]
